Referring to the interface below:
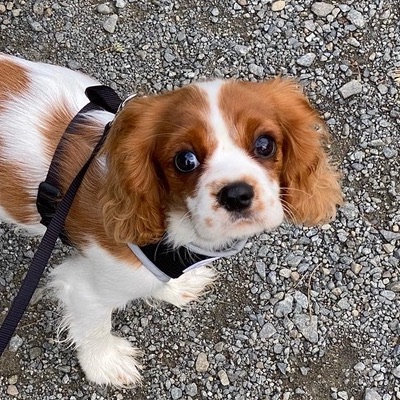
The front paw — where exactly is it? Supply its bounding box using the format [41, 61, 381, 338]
[153, 266, 218, 307]
[77, 335, 142, 387]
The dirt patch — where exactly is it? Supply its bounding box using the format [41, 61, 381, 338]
[288, 336, 363, 399]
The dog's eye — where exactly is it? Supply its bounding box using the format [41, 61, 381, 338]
[174, 151, 200, 172]
[254, 134, 276, 159]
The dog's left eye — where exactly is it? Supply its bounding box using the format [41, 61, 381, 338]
[174, 151, 200, 172]
[254, 134, 276, 159]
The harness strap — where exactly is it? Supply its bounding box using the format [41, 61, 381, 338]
[0, 86, 121, 355]
[36, 86, 121, 245]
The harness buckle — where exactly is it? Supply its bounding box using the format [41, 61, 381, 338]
[37, 182, 72, 246]
[37, 182, 62, 226]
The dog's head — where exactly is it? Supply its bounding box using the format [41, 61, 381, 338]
[100, 79, 342, 250]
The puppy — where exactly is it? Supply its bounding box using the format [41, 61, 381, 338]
[0, 53, 342, 386]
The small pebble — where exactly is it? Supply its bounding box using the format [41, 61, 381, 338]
[311, 2, 335, 17]
[339, 80, 363, 98]
[195, 352, 209, 372]
[103, 14, 118, 33]
[271, 1, 285, 12]
[7, 385, 18, 396]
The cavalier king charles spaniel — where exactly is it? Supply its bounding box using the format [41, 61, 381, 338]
[0, 54, 342, 386]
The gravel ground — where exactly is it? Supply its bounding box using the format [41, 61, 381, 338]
[0, 0, 399, 399]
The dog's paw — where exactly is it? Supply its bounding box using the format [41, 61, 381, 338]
[77, 335, 142, 387]
[153, 266, 218, 307]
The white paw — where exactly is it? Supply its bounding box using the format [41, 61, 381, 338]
[77, 335, 142, 387]
[153, 266, 218, 307]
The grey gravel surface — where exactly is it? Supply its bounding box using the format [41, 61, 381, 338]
[0, 0, 399, 399]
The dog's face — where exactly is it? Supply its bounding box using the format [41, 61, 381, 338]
[101, 79, 342, 250]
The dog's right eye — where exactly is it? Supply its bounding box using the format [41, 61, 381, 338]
[254, 134, 276, 159]
[174, 151, 200, 172]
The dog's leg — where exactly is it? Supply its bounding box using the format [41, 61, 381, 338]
[49, 249, 163, 387]
[151, 265, 218, 307]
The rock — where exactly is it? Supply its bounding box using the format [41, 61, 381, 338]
[277, 362, 287, 374]
[387, 281, 400, 292]
[354, 362, 366, 371]
[337, 298, 351, 310]
[339, 203, 359, 220]
[364, 388, 382, 400]
[274, 295, 293, 318]
[170, 387, 182, 399]
[185, 383, 198, 396]
[294, 290, 309, 309]
[164, 50, 176, 63]
[380, 290, 395, 301]
[115, 0, 126, 8]
[286, 254, 302, 267]
[271, 1, 285, 12]
[33, 1, 45, 15]
[351, 263, 363, 275]
[267, 271, 277, 285]
[339, 80, 363, 98]
[256, 261, 266, 279]
[311, 2, 335, 17]
[97, 4, 111, 14]
[103, 14, 118, 33]
[279, 268, 291, 278]
[392, 365, 400, 378]
[211, 7, 219, 16]
[377, 84, 388, 95]
[29, 347, 42, 359]
[249, 63, 264, 77]
[380, 230, 400, 242]
[293, 314, 318, 343]
[30, 21, 43, 32]
[67, 60, 81, 70]
[291, 271, 300, 281]
[347, 9, 366, 28]
[383, 147, 398, 159]
[218, 370, 230, 386]
[9, 335, 23, 352]
[195, 352, 209, 372]
[234, 44, 249, 55]
[296, 53, 316, 67]
[7, 385, 18, 396]
[259, 323, 276, 339]
[338, 391, 349, 400]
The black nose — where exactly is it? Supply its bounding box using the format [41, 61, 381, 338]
[217, 182, 254, 212]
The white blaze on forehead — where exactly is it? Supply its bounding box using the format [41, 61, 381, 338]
[195, 80, 236, 151]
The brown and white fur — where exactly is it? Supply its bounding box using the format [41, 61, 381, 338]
[0, 54, 342, 386]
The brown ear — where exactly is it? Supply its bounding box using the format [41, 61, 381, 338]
[268, 79, 343, 225]
[99, 100, 166, 245]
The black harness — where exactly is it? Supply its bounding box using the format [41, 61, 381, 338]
[36, 85, 121, 246]
[36, 85, 246, 281]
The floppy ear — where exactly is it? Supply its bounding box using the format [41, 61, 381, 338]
[268, 79, 343, 225]
[99, 100, 166, 245]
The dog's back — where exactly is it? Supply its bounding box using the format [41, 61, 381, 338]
[0, 54, 98, 231]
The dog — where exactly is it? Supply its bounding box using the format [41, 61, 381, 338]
[0, 53, 342, 386]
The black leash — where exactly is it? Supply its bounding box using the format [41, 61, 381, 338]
[0, 85, 121, 355]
